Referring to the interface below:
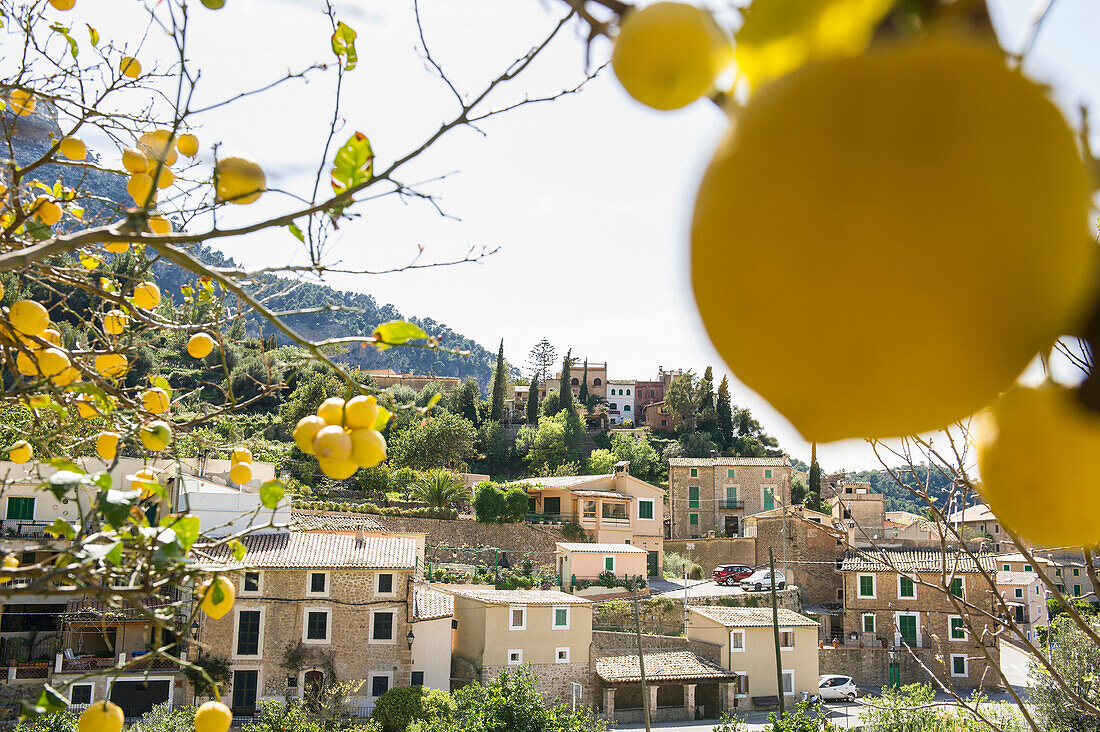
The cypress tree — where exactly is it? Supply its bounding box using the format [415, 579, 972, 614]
[526, 381, 539, 424]
[558, 349, 573, 413]
[578, 358, 589, 405]
[716, 375, 734, 447]
[808, 442, 822, 508]
[490, 339, 507, 422]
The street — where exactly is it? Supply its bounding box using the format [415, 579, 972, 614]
[649, 577, 751, 599]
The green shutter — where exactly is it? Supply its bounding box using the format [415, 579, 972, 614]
[764, 469, 772, 478]
[689, 513, 698, 526]
[555, 608, 568, 626]
[950, 617, 965, 639]
[899, 576, 914, 598]
[950, 578, 963, 598]
[859, 576, 874, 597]
[605, 557, 614, 572]
[726, 486, 737, 502]
[5, 497, 34, 521]
[727, 469, 735, 479]
[639, 500, 653, 519]
[688, 486, 699, 508]
[690, 468, 697, 478]
[763, 489, 774, 510]
[863, 615, 875, 633]
[952, 656, 966, 675]
[899, 615, 917, 646]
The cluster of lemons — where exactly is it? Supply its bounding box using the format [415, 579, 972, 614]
[610, 2, 1099, 547]
[292, 395, 387, 479]
[79, 700, 232, 732]
[120, 129, 199, 207]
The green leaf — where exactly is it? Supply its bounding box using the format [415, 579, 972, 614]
[49, 22, 78, 59]
[260, 479, 286, 510]
[287, 221, 305, 243]
[45, 458, 81, 472]
[36, 686, 68, 715]
[92, 472, 112, 491]
[46, 469, 86, 500]
[46, 518, 76, 540]
[373, 405, 392, 431]
[20, 701, 45, 721]
[152, 375, 173, 401]
[211, 579, 225, 605]
[330, 131, 373, 195]
[229, 539, 247, 562]
[425, 393, 441, 411]
[372, 320, 428, 350]
[86, 24, 99, 46]
[86, 541, 123, 566]
[330, 21, 358, 71]
[162, 515, 200, 552]
[99, 487, 140, 527]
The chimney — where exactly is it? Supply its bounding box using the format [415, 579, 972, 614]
[355, 527, 365, 545]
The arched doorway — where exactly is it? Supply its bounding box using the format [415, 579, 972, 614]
[303, 669, 325, 711]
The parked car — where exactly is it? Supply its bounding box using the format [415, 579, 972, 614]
[818, 674, 859, 702]
[712, 564, 753, 586]
[740, 568, 786, 591]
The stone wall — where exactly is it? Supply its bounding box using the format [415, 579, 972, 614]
[591, 631, 723, 664]
[480, 661, 591, 705]
[752, 514, 846, 606]
[819, 644, 1001, 693]
[592, 592, 800, 636]
[373, 516, 565, 569]
[665, 538, 756, 574]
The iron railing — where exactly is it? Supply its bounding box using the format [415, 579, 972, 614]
[718, 500, 745, 510]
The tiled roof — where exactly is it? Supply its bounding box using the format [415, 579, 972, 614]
[690, 606, 820, 628]
[841, 549, 998, 574]
[946, 503, 996, 523]
[596, 651, 736, 683]
[668, 457, 790, 467]
[414, 586, 454, 620]
[990, 553, 1054, 566]
[572, 489, 632, 499]
[203, 532, 417, 569]
[556, 542, 649, 554]
[444, 587, 590, 605]
[996, 571, 1038, 586]
[291, 510, 385, 533]
[506, 475, 610, 489]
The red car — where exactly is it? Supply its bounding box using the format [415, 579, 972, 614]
[712, 564, 753, 586]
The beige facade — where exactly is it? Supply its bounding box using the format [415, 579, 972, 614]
[667, 457, 792, 540]
[363, 368, 461, 392]
[995, 571, 1047, 644]
[828, 481, 886, 542]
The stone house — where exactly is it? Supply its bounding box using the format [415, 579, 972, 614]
[994, 571, 1047, 644]
[686, 606, 820, 710]
[634, 368, 680, 425]
[837, 548, 1000, 691]
[605, 380, 636, 424]
[642, 401, 684, 432]
[447, 588, 591, 703]
[667, 457, 792, 540]
[539, 358, 607, 402]
[945, 503, 1015, 552]
[827, 481, 886, 543]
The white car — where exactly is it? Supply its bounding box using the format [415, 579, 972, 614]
[818, 674, 859, 702]
[740, 568, 786, 592]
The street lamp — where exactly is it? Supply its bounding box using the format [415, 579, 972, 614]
[406, 629, 415, 650]
[888, 646, 897, 663]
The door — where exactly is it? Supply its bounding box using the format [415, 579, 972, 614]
[763, 489, 774, 511]
[723, 516, 739, 537]
[888, 662, 900, 687]
[647, 551, 659, 577]
[232, 670, 258, 715]
[898, 615, 917, 647]
[544, 497, 561, 516]
[109, 680, 170, 718]
[303, 669, 324, 711]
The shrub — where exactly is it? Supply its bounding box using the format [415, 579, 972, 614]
[473, 482, 528, 523]
[561, 521, 589, 542]
[663, 551, 702, 580]
[182, 652, 232, 699]
[371, 686, 454, 732]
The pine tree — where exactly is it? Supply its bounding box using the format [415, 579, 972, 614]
[578, 358, 589, 405]
[526, 381, 539, 424]
[557, 349, 573, 413]
[490, 339, 507, 422]
[716, 375, 734, 447]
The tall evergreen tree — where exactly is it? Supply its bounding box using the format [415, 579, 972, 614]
[698, 366, 717, 431]
[557, 349, 573, 414]
[490, 339, 507, 422]
[525, 381, 539, 424]
[578, 358, 589, 405]
[808, 442, 823, 508]
[716, 375, 734, 447]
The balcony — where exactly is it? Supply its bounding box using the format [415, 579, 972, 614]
[719, 500, 745, 510]
[1, 520, 50, 538]
[526, 512, 579, 525]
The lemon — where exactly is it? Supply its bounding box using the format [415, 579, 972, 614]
[611, 2, 732, 111]
[52, 366, 80, 387]
[187, 332, 215, 358]
[49, 0, 77, 9]
[316, 397, 346, 426]
[148, 216, 171, 234]
[95, 353, 129, 379]
[318, 457, 358, 480]
[139, 130, 177, 164]
[131, 468, 159, 498]
[37, 347, 70, 379]
[10, 300, 49, 336]
[34, 197, 62, 226]
[59, 136, 86, 160]
[691, 34, 1096, 442]
[73, 395, 98, 419]
[349, 428, 386, 468]
[345, 394, 379, 430]
[104, 241, 130, 254]
[231, 446, 252, 465]
[194, 700, 232, 732]
[133, 281, 161, 310]
[229, 461, 252, 485]
[292, 415, 325, 454]
[153, 165, 175, 189]
[134, 467, 157, 482]
[120, 56, 142, 78]
[127, 172, 155, 205]
[8, 89, 35, 116]
[214, 156, 265, 204]
[313, 425, 351, 462]
[8, 440, 31, 463]
[200, 576, 235, 620]
[201, 0, 226, 8]
[0, 553, 18, 583]
[96, 431, 121, 460]
[140, 420, 172, 451]
[103, 309, 128, 335]
[141, 387, 170, 414]
[41, 328, 62, 346]
[122, 147, 149, 174]
[177, 133, 200, 157]
[0, 281, 4, 300]
[78, 701, 124, 732]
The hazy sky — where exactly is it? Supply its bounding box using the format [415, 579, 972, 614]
[57, 0, 1100, 470]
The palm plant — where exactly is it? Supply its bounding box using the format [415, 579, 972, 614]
[410, 471, 470, 508]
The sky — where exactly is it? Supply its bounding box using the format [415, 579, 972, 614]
[45, 0, 1100, 471]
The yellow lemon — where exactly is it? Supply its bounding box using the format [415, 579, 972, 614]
[102, 309, 128, 335]
[59, 136, 86, 160]
[121, 147, 149, 174]
[349, 428, 386, 468]
[49, 0, 77, 9]
[78, 701, 124, 732]
[139, 130, 176, 162]
[120, 56, 142, 78]
[133, 281, 161, 310]
[318, 457, 358, 480]
[127, 172, 155, 205]
[214, 155, 265, 204]
[132, 468, 159, 498]
[10, 299, 49, 336]
[0, 553, 18, 584]
[316, 397, 346, 426]
[292, 415, 325, 454]
[148, 216, 171, 234]
[313, 425, 351, 462]
[229, 461, 252, 485]
[36, 347, 70, 379]
[177, 133, 200, 158]
[187, 332, 215, 358]
[345, 394, 379, 430]
[611, 2, 732, 111]
[231, 446, 252, 465]
[8, 89, 35, 116]
[52, 366, 80, 387]
[73, 395, 98, 419]
[104, 241, 130, 254]
[140, 420, 172, 451]
[691, 34, 1096, 442]
[194, 700, 232, 732]
[141, 387, 170, 414]
[34, 197, 62, 225]
[96, 431, 121, 460]
[200, 576, 235, 620]
[8, 440, 31, 463]
[153, 165, 175, 189]
[41, 328, 62, 346]
[15, 351, 39, 376]
[95, 353, 129, 379]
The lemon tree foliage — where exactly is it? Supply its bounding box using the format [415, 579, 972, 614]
[0, 0, 597, 720]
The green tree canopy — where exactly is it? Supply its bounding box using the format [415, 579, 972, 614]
[388, 410, 478, 471]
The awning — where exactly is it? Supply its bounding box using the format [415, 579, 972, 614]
[596, 651, 737, 684]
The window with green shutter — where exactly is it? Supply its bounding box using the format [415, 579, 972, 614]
[899, 615, 917, 646]
[763, 489, 774, 511]
[950, 578, 964, 598]
[952, 655, 966, 676]
[950, 617, 966, 640]
[726, 486, 737, 502]
[1024, 565, 1032, 572]
[859, 575, 874, 597]
[898, 576, 915, 598]
[5, 497, 33, 521]
[690, 468, 698, 478]
[554, 608, 568, 627]
[689, 513, 698, 526]
[688, 486, 699, 508]
[764, 469, 772, 478]
[862, 614, 875, 633]
[727, 468, 735, 478]
[1002, 564, 1010, 571]
[638, 500, 654, 520]
[604, 556, 615, 573]
[1074, 585, 1082, 596]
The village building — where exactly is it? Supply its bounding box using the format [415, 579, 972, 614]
[554, 543, 649, 600]
[994, 572, 1047, 643]
[667, 457, 792, 540]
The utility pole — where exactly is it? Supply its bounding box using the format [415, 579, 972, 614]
[769, 547, 786, 718]
[632, 592, 652, 732]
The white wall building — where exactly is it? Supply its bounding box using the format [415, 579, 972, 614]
[606, 380, 636, 425]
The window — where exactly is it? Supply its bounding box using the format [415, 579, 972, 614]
[688, 486, 700, 508]
[571, 378, 579, 386]
[1037, 585, 1042, 595]
[1056, 569, 1062, 576]
[763, 488, 774, 511]
[1002, 564, 1011, 571]
[510, 605, 527, 630]
[950, 578, 964, 599]
[411, 671, 424, 686]
[836, 559, 844, 570]
[690, 468, 698, 478]
[235, 610, 262, 657]
[583, 500, 596, 519]
[994, 524, 999, 533]
[556, 647, 570, 663]
[730, 630, 745, 652]
[765, 469, 773, 478]
[949, 615, 967, 640]
[1074, 585, 1082, 597]
[727, 469, 735, 479]
[1074, 569, 1081, 577]
[553, 606, 569, 629]
[950, 654, 968, 677]
[624, 405, 631, 412]
[1014, 588, 1023, 599]
[661, 419, 667, 426]
[726, 486, 737, 504]
[376, 572, 394, 596]
[371, 675, 390, 697]
[308, 572, 328, 596]
[638, 499, 654, 520]
[862, 614, 876, 633]
[604, 556, 615, 573]
[287, 676, 297, 689]
[898, 576, 915, 598]
[242, 571, 261, 594]
[593, 378, 602, 386]
[1024, 565, 1032, 572]
[626, 389, 631, 395]
[233, 670, 258, 712]
[370, 611, 394, 642]
[508, 649, 523, 665]
[779, 630, 794, 650]
[6, 497, 34, 520]
[1057, 583, 1065, 593]
[858, 575, 876, 598]
[734, 673, 750, 696]
[304, 609, 330, 643]
[689, 513, 699, 526]
[781, 670, 794, 695]
[609, 403, 618, 410]
[69, 683, 93, 705]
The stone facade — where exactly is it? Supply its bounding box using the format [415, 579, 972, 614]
[750, 511, 847, 607]
[480, 661, 591, 705]
[818, 644, 999, 693]
[665, 538, 756, 573]
[592, 631, 723, 664]
[668, 459, 792, 540]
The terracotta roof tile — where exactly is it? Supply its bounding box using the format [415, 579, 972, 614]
[556, 542, 648, 554]
[841, 548, 998, 574]
[505, 475, 610, 489]
[414, 586, 454, 620]
[596, 651, 736, 683]
[203, 532, 416, 569]
[668, 457, 790, 467]
[444, 587, 590, 605]
[690, 606, 819, 628]
[291, 510, 385, 533]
